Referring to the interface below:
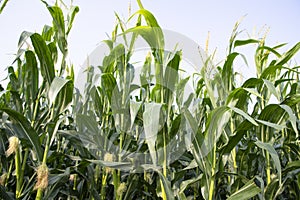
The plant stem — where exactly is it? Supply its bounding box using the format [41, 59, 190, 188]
[208, 145, 216, 200]
[17, 148, 29, 198]
[113, 169, 119, 199]
[36, 105, 54, 200]
[35, 135, 50, 200]
[15, 145, 21, 199]
[100, 172, 107, 200]
[266, 151, 271, 184]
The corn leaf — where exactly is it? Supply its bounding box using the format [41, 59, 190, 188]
[143, 103, 162, 165]
[30, 33, 55, 84]
[276, 42, 300, 66]
[0, 107, 43, 162]
[48, 77, 70, 106]
[255, 140, 282, 184]
[227, 179, 261, 200]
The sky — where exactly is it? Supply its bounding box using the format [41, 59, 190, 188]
[1, 0, 300, 83]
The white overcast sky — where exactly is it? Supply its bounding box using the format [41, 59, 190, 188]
[1, 0, 300, 82]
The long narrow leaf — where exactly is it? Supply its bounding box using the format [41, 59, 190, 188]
[30, 33, 55, 84]
[0, 107, 43, 162]
[255, 140, 282, 184]
[227, 179, 260, 200]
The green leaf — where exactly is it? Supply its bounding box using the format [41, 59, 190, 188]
[124, 26, 161, 50]
[0, 0, 9, 14]
[130, 101, 142, 129]
[127, 9, 164, 51]
[158, 172, 175, 200]
[143, 103, 162, 165]
[221, 120, 253, 154]
[283, 160, 300, 174]
[258, 104, 286, 128]
[263, 79, 280, 101]
[0, 108, 43, 162]
[256, 119, 286, 130]
[47, 6, 68, 54]
[0, 185, 14, 200]
[47, 6, 65, 37]
[42, 25, 54, 41]
[130, 9, 160, 28]
[275, 42, 300, 66]
[244, 88, 263, 98]
[255, 140, 282, 184]
[222, 52, 239, 92]
[56, 77, 73, 113]
[66, 6, 80, 35]
[179, 174, 202, 194]
[260, 65, 282, 80]
[229, 106, 258, 126]
[176, 77, 190, 107]
[234, 39, 259, 48]
[86, 159, 132, 171]
[48, 77, 70, 106]
[101, 73, 117, 101]
[205, 106, 231, 149]
[257, 46, 281, 58]
[227, 179, 261, 200]
[30, 33, 55, 84]
[142, 165, 174, 200]
[279, 104, 298, 137]
[18, 31, 33, 49]
[164, 51, 181, 91]
[24, 50, 39, 103]
[281, 94, 300, 107]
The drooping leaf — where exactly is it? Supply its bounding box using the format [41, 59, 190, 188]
[0, 107, 43, 162]
[230, 106, 258, 126]
[283, 160, 300, 174]
[263, 79, 280, 101]
[179, 174, 202, 194]
[42, 25, 54, 41]
[256, 119, 286, 130]
[48, 77, 70, 106]
[280, 104, 298, 137]
[205, 106, 231, 150]
[87, 159, 132, 171]
[275, 42, 300, 66]
[66, 6, 80, 35]
[142, 165, 174, 200]
[124, 26, 161, 50]
[227, 179, 261, 200]
[18, 31, 33, 49]
[221, 120, 253, 154]
[255, 140, 282, 184]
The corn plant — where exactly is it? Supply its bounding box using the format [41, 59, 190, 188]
[0, 1, 78, 199]
[0, 0, 299, 199]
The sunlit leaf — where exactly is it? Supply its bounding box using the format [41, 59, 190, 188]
[227, 179, 260, 200]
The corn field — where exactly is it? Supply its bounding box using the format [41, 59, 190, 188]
[0, 1, 299, 199]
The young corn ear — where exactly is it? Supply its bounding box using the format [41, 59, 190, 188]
[6, 136, 20, 157]
[0, 173, 7, 186]
[34, 164, 49, 190]
[104, 153, 114, 174]
[117, 182, 127, 196]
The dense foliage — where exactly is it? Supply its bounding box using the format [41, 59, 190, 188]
[0, 1, 299, 199]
